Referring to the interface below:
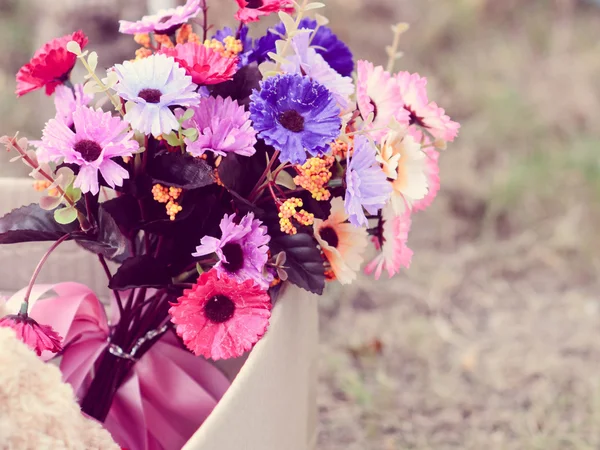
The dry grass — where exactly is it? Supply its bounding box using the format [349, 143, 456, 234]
[1, 0, 600, 448]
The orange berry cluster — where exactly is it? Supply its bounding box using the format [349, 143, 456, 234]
[33, 180, 59, 197]
[204, 36, 243, 58]
[294, 155, 335, 201]
[331, 139, 352, 159]
[152, 184, 183, 221]
[278, 198, 314, 235]
[176, 24, 200, 45]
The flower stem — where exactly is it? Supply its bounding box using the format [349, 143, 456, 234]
[21, 233, 72, 316]
[98, 254, 124, 317]
[201, 0, 209, 41]
[248, 150, 280, 202]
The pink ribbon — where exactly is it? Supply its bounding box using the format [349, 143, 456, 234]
[9, 283, 230, 450]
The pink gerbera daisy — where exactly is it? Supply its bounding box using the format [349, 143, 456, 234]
[395, 71, 460, 143]
[235, 0, 294, 23]
[119, 0, 202, 35]
[169, 269, 272, 360]
[356, 60, 409, 141]
[0, 314, 62, 357]
[39, 106, 139, 194]
[365, 205, 413, 280]
[159, 43, 238, 85]
[53, 83, 93, 128]
[178, 96, 257, 157]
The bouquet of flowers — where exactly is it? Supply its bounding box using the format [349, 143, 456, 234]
[0, 0, 459, 448]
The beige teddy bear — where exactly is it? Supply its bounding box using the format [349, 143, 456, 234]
[0, 303, 119, 450]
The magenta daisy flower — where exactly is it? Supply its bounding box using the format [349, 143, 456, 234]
[113, 54, 201, 137]
[396, 71, 460, 142]
[0, 314, 62, 357]
[364, 206, 413, 280]
[53, 83, 92, 128]
[40, 106, 138, 194]
[169, 269, 271, 360]
[356, 60, 409, 141]
[193, 212, 271, 289]
[119, 0, 202, 35]
[178, 96, 257, 157]
[235, 0, 294, 23]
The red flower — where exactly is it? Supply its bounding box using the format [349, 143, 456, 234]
[0, 314, 63, 356]
[169, 269, 272, 360]
[235, 0, 294, 23]
[16, 30, 88, 97]
[159, 43, 238, 85]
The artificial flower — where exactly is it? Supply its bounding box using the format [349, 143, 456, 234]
[344, 135, 392, 227]
[159, 43, 239, 85]
[39, 106, 138, 194]
[235, 0, 294, 23]
[119, 0, 202, 35]
[249, 73, 341, 164]
[53, 83, 93, 128]
[396, 71, 460, 142]
[193, 212, 271, 289]
[379, 129, 428, 214]
[356, 60, 409, 141]
[365, 205, 413, 279]
[412, 141, 441, 212]
[314, 197, 368, 285]
[169, 270, 271, 360]
[0, 314, 62, 356]
[179, 96, 257, 157]
[15, 30, 88, 97]
[282, 32, 354, 112]
[252, 18, 354, 77]
[214, 25, 253, 66]
[113, 53, 201, 137]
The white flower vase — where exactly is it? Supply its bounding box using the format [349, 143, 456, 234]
[0, 177, 319, 450]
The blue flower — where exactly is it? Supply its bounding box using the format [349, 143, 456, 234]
[252, 18, 354, 77]
[345, 135, 393, 227]
[213, 26, 253, 67]
[249, 74, 341, 164]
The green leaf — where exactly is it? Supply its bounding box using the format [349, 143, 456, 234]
[275, 170, 296, 190]
[180, 108, 195, 122]
[181, 128, 199, 141]
[164, 131, 181, 147]
[39, 195, 63, 211]
[54, 206, 78, 225]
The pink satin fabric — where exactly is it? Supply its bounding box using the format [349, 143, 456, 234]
[8, 283, 231, 450]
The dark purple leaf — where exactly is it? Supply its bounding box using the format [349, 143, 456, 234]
[148, 153, 215, 189]
[101, 195, 141, 237]
[209, 63, 262, 108]
[0, 203, 78, 244]
[76, 206, 129, 262]
[270, 233, 325, 295]
[108, 255, 172, 290]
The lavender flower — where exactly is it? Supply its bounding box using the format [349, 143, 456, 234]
[344, 135, 393, 227]
[193, 213, 271, 289]
[39, 106, 139, 195]
[179, 96, 257, 157]
[119, 0, 202, 35]
[113, 54, 201, 137]
[249, 74, 341, 164]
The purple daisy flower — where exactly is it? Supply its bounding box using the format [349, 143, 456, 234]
[119, 0, 202, 35]
[252, 18, 354, 77]
[178, 96, 257, 157]
[345, 135, 393, 227]
[113, 54, 201, 137]
[39, 106, 139, 195]
[193, 212, 271, 289]
[53, 83, 93, 128]
[249, 74, 341, 164]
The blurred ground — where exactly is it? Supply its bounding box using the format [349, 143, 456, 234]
[2, 0, 600, 449]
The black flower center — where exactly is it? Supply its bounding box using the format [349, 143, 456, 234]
[204, 294, 236, 323]
[405, 105, 425, 127]
[279, 110, 305, 133]
[320, 226, 339, 248]
[158, 15, 173, 23]
[74, 139, 103, 162]
[138, 88, 162, 103]
[369, 99, 378, 119]
[221, 243, 244, 273]
[246, 0, 264, 8]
